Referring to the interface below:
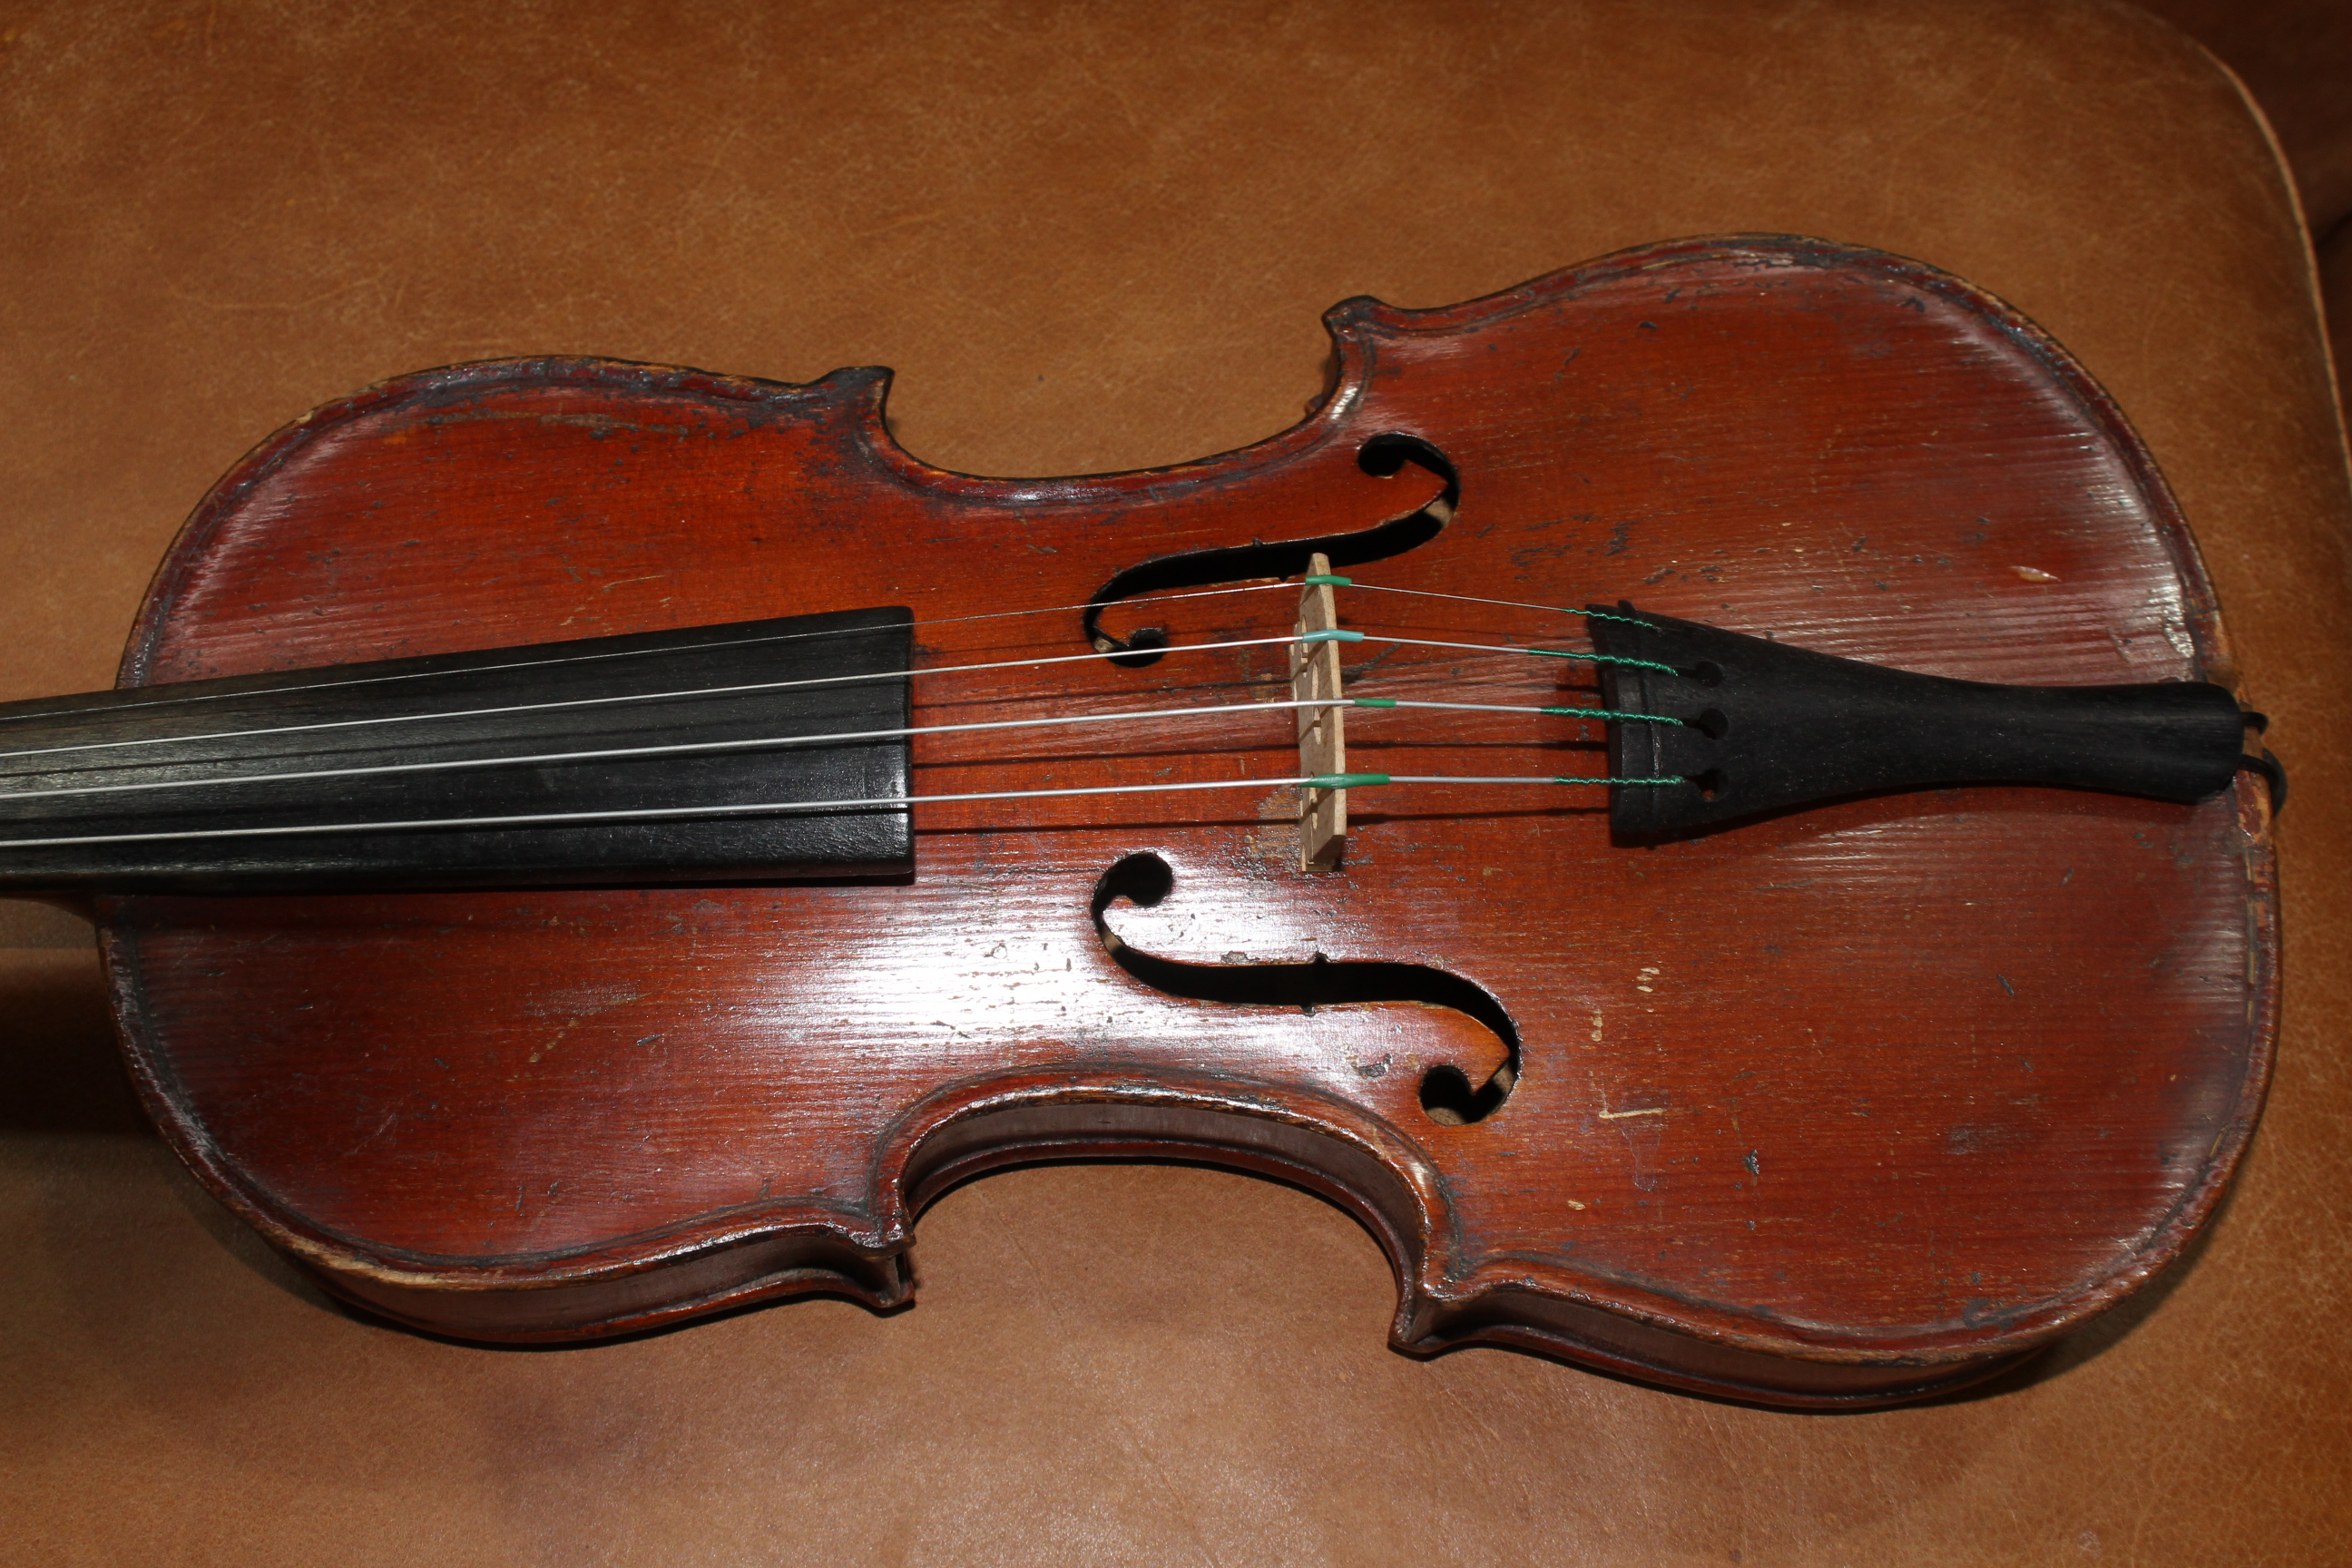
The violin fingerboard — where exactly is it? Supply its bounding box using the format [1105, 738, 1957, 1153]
[0, 606, 913, 892]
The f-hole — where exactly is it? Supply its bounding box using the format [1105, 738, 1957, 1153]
[1089, 851, 1519, 1124]
[1083, 434, 1458, 667]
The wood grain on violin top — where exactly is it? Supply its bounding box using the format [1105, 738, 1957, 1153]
[97, 238, 2274, 1405]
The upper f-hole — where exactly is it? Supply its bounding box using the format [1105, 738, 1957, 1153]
[1082, 434, 1459, 666]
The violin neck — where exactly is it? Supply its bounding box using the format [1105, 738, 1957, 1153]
[0, 608, 916, 894]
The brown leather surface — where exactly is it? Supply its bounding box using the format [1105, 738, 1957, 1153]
[2139, 0, 2352, 230]
[2135, 0, 2352, 434]
[3, 1, 2347, 1562]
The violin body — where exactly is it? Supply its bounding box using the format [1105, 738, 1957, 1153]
[91, 237, 2275, 1406]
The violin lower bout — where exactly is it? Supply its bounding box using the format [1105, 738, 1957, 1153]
[230, 1069, 2042, 1407]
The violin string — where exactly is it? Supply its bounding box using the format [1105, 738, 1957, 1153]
[0, 632, 1307, 765]
[0, 579, 1308, 731]
[0, 569, 1695, 854]
[0, 573, 1644, 740]
[1329, 580, 1647, 626]
[0, 770, 1681, 852]
[0, 696, 1683, 805]
[0, 632, 1679, 768]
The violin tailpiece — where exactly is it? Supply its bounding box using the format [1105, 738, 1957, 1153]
[1591, 604, 2256, 837]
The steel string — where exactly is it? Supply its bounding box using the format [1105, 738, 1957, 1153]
[0, 770, 1679, 852]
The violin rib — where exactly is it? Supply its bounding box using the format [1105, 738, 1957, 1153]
[91, 237, 2275, 1406]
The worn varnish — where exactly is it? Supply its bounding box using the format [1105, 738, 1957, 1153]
[82, 237, 2275, 1406]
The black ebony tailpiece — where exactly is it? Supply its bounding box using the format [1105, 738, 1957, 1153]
[1591, 606, 2272, 838]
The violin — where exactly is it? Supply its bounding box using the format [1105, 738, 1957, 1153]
[2, 236, 2279, 1407]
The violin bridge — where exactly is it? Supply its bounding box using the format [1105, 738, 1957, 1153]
[1292, 552, 1348, 871]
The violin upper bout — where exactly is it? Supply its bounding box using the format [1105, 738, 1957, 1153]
[124, 357, 920, 685]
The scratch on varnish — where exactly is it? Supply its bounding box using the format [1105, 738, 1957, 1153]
[530, 1015, 587, 1063]
[344, 1107, 398, 1157]
[1586, 1014, 1667, 1119]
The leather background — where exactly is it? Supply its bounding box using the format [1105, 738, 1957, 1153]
[3, 2, 2347, 1563]
[2138, 0, 2352, 384]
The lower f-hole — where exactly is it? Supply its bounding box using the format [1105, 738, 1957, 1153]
[1091, 851, 1520, 1125]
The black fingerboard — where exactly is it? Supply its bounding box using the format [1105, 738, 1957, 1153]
[0, 607, 913, 892]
